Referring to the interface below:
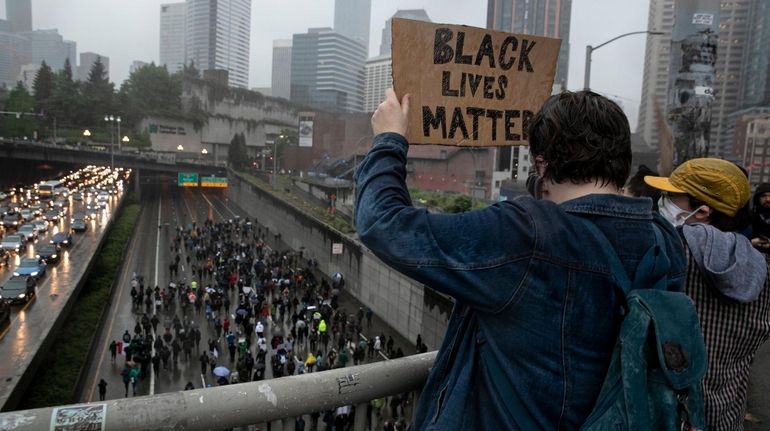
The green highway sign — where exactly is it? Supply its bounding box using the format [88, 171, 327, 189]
[178, 172, 199, 187]
[200, 176, 228, 188]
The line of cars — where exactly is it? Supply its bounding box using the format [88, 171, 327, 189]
[0, 165, 127, 310]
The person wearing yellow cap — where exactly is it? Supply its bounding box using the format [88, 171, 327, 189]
[645, 158, 770, 431]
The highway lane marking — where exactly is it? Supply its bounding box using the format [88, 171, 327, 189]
[209, 193, 239, 219]
[181, 188, 196, 223]
[150, 192, 162, 396]
[200, 192, 225, 220]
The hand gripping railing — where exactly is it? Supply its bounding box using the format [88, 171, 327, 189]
[0, 352, 436, 431]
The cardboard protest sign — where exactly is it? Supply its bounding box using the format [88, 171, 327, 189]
[392, 18, 561, 147]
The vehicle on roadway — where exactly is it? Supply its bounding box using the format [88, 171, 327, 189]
[1, 212, 23, 229]
[44, 209, 61, 222]
[35, 244, 60, 264]
[51, 232, 73, 247]
[32, 220, 49, 233]
[19, 209, 33, 222]
[1, 235, 24, 253]
[14, 257, 46, 279]
[71, 218, 87, 233]
[17, 224, 38, 242]
[0, 276, 36, 305]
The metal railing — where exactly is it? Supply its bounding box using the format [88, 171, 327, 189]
[0, 352, 436, 431]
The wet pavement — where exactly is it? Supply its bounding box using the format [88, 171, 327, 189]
[0, 187, 125, 410]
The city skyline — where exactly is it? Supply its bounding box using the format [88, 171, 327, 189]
[3, 0, 648, 128]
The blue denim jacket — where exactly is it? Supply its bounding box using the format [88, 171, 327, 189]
[355, 133, 687, 430]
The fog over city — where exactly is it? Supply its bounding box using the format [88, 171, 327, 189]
[3, 0, 648, 128]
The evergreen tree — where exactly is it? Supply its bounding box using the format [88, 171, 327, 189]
[81, 56, 115, 124]
[50, 58, 80, 126]
[32, 61, 54, 109]
[228, 133, 248, 169]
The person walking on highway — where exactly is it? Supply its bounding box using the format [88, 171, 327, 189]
[98, 378, 108, 401]
[109, 340, 117, 363]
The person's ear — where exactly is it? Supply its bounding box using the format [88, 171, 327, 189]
[692, 205, 712, 222]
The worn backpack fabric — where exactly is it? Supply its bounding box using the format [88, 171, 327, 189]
[482, 220, 707, 430]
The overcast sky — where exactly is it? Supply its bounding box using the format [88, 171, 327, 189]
[4, 0, 650, 129]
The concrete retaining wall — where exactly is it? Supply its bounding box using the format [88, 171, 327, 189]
[229, 172, 452, 351]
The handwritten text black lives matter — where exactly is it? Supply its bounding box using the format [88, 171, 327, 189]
[423, 28, 539, 144]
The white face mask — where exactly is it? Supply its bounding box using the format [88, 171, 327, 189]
[657, 195, 706, 227]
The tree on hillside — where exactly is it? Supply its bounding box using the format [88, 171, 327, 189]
[182, 60, 200, 79]
[119, 63, 181, 127]
[276, 128, 297, 167]
[81, 56, 115, 124]
[228, 133, 248, 169]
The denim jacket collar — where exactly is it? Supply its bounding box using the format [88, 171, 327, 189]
[558, 194, 653, 220]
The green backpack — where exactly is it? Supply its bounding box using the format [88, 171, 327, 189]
[579, 221, 707, 431]
[481, 221, 708, 430]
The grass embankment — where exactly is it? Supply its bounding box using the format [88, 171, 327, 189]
[19, 198, 141, 408]
[239, 172, 355, 234]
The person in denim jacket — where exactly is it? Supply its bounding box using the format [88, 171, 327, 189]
[354, 89, 687, 430]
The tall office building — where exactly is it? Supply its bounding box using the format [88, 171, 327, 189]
[271, 39, 292, 99]
[6, 0, 32, 33]
[185, 0, 251, 88]
[24, 29, 76, 72]
[740, 0, 770, 107]
[333, 0, 370, 53]
[379, 9, 431, 56]
[364, 55, 391, 113]
[486, 0, 572, 89]
[0, 31, 29, 87]
[78, 52, 109, 81]
[160, 2, 187, 75]
[290, 28, 367, 112]
[711, 0, 753, 159]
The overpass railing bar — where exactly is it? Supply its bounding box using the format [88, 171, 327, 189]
[0, 352, 436, 431]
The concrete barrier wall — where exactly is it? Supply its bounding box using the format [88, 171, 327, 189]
[228, 172, 451, 350]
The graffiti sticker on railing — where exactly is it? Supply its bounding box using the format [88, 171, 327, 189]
[337, 373, 361, 394]
[50, 404, 105, 431]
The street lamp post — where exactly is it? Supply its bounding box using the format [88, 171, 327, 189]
[104, 115, 121, 170]
[584, 30, 664, 91]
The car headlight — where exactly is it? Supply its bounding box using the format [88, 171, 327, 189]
[30, 271, 38, 277]
[17, 293, 25, 298]
[63, 240, 68, 244]
[35, 254, 40, 259]
[13, 272, 19, 276]
[51, 254, 57, 258]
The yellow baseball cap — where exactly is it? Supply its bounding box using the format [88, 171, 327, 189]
[644, 158, 750, 217]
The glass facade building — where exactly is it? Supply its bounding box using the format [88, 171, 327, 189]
[290, 28, 366, 113]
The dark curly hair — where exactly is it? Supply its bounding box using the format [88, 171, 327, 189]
[528, 91, 632, 189]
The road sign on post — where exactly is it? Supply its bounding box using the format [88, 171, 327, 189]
[178, 172, 199, 187]
[200, 176, 228, 188]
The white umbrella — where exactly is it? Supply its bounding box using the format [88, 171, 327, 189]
[213, 366, 230, 377]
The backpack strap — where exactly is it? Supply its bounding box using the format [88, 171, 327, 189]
[577, 217, 668, 296]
